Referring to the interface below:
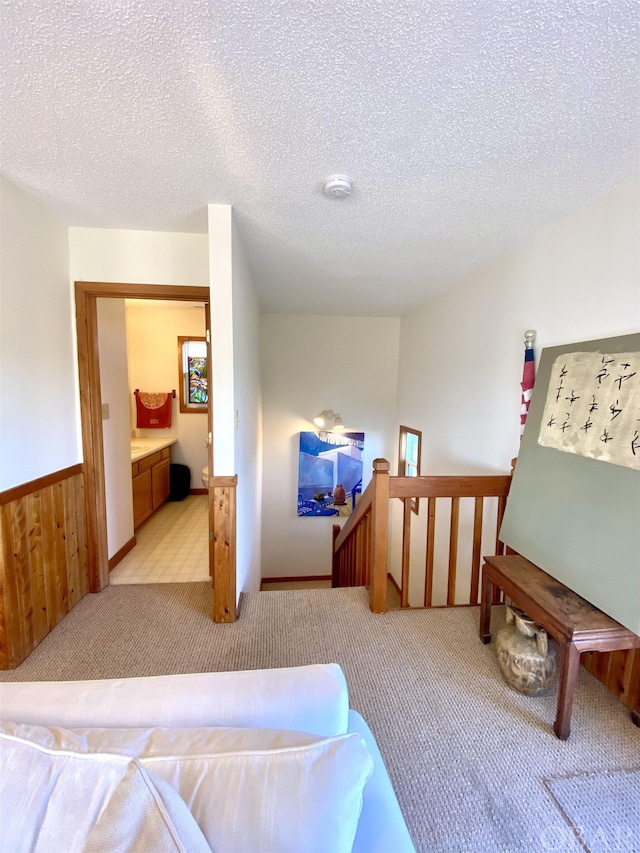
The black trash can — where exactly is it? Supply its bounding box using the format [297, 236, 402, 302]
[168, 464, 191, 501]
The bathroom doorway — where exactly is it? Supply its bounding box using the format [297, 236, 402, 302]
[75, 282, 212, 594]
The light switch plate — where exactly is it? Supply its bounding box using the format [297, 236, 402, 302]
[102, 403, 110, 420]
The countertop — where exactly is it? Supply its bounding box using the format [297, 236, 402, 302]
[131, 437, 177, 463]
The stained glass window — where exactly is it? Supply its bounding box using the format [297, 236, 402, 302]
[178, 337, 208, 413]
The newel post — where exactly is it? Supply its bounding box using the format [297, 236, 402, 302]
[210, 475, 238, 623]
[369, 458, 390, 613]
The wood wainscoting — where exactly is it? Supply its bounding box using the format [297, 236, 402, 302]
[0, 465, 89, 669]
[582, 648, 640, 716]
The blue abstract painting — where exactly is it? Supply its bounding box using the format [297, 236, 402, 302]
[297, 431, 365, 517]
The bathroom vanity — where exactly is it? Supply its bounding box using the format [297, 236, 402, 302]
[131, 439, 177, 529]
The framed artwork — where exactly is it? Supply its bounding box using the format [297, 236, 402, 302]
[297, 431, 365, 517]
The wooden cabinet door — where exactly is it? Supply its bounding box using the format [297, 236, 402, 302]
[152, 458, 170, 511]
[133, 469, 152, 529]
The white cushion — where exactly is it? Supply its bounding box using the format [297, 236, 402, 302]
[0, 728, 211, 853]
[0, 663, 349, 735]
[1, 722, 374, 853]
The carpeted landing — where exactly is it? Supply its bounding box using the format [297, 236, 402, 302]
[1, 584, 638, 853]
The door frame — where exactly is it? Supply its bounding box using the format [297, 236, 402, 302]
[75, 281, 212, 592]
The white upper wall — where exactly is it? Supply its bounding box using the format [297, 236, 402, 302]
[231, 218, 263, 596]
[260, 314, 401, 578]
[396, 178, 640, 477]
[0, 176, 78, 490]
[207, 205, 263, 598]
[69, 227, 209, 286]
[207, 206, 235, 475]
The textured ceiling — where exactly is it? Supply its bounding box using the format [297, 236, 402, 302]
[1, 1, 638, 315]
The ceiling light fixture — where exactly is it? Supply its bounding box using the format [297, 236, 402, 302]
[313, 409, 345, 429]
[324, 175, 352, 199]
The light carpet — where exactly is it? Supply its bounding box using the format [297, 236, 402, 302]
[1, 584, 638, 853]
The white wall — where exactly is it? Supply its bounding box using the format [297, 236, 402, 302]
[261, 315, 401, 579]
[126, 301, 208, 485]
[396, 179, 639, 476]
[0, 177, 78, 490]
[231, 219, 263, 596]
[393, 178, 640, 604]
[97, 299, 134, 558]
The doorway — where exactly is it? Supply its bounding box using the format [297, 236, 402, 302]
[75, 282, 212, 594]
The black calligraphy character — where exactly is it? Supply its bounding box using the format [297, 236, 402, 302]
[600, 429, 613, 444]
[561, 413, 571, 433]
[614, 371, 636, 390]
[547, 415, 556, 428]
[588, 395, 598, 414]
[559, 365, 568, 378]
[565, 390, 579, 405]
[609, 400, 622, 420]
[580, 418, 593, 433]
[596, 367, 609, 385]
[555, 382, 564, 403]
[632, 431, 640, 457]
[619, 362, 631, 370]
[602, 356, 614, 365]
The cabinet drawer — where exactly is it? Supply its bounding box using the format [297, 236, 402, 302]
[137, 450, 164, 473]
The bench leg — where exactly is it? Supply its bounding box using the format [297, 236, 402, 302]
[554, 642, 580, 740]
[479, 569, 493, 644]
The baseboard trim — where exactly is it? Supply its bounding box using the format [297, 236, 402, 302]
[261, 574, 332, 584]
[387, 572, 401, 596]
[190, 488, 208, 495]
[109, 536, 136, 571]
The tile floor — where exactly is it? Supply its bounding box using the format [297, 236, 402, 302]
[110, 495, 209, 584]
[110, 497, 402, 608]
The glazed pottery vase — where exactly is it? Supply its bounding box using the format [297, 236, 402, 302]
[496, 605, 556, 696]
[333, 484, 346, 505]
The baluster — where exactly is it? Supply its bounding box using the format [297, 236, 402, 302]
[332, 524, 340, 587]
[401, 497, 411, 607]
[495, 495, 507, 556]
[423, 497, 436, 607]
[447, 497, 460, 605]
[469, 497, 484, 604]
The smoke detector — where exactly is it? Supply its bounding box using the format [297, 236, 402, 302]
[324, 175, 353, 199]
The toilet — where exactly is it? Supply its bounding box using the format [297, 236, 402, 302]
[201, 466, 209, 489]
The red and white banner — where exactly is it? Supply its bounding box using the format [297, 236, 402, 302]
[520, 332, 536, 438]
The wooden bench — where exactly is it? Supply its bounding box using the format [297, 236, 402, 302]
[479, 554, 640, 740]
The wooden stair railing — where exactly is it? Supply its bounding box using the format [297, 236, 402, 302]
[332, 459, 512, 613]
[389, 474, 512, 608]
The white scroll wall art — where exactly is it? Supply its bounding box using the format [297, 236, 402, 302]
[538, 351, 640, 471]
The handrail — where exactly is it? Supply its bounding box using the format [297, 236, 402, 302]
[390, 475, 511, 499]
[334, 477, 375, 551]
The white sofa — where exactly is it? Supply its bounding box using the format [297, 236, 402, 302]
[0, 663, 415, 853]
